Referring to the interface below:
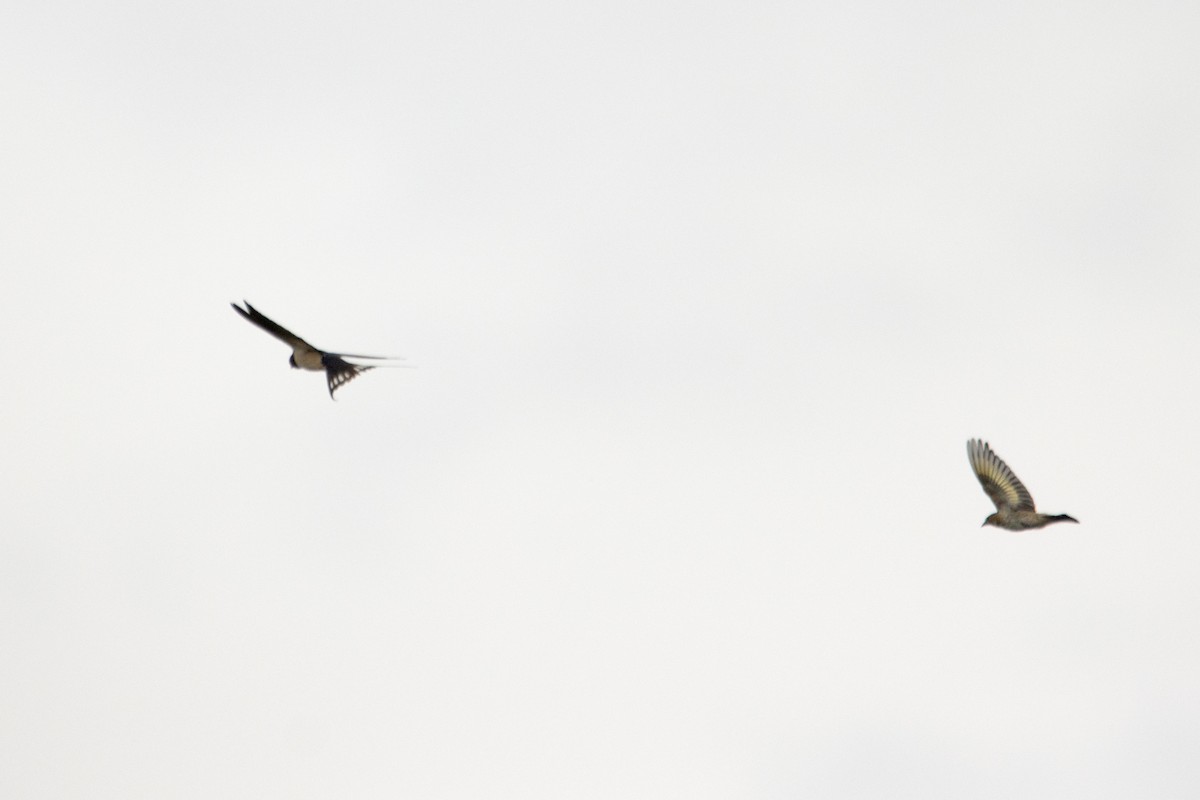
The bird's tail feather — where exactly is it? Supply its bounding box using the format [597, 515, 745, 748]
[335, 353, 407, 360]
[340, 356, 415, 368]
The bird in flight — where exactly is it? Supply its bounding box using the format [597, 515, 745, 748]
[967, 439, 1078, 530]
[231, 301, 404, 398]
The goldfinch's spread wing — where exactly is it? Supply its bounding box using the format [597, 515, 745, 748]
[967, 439, 1036, 512]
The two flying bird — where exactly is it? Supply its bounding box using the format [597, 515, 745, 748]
[230, 303, 1077, 530]
[231, 301, 406, 398]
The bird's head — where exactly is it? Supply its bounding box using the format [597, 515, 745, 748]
[288, 354, 299, 369]
[982, 513, 1000, 528]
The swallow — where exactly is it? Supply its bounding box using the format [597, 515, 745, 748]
[967, 439, 1078, 530]
[231, 301, 403, 398]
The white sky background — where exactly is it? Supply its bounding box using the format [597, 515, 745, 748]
[3, 1, 1200, 797]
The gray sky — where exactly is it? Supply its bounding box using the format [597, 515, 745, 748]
[3, 1, 1200, 797]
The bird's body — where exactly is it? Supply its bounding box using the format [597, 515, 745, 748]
[291, 347, 326, 372]
[231, 301, 402, 398]
[967, 439, 1077, 530]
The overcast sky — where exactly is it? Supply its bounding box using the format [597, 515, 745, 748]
[3, 1, 1200, 798]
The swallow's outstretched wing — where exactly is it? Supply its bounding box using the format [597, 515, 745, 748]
[230, 301, 319, 351]
[967, 438, 1037, 513]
